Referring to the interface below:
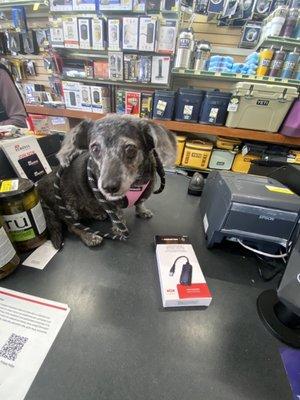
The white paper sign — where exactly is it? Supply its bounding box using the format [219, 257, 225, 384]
[0, 288, 70, 400]
[22, 241, 59, 270]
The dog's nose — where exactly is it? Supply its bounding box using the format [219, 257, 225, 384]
[102, 183, 120, 194]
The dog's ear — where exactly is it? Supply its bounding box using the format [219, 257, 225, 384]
[57, 119, 94, 167]
[139, 120, 177, 167]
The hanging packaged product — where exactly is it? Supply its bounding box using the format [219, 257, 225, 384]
[107, 19, 122, 51]
[0, 219, 20, 280]
[156, 19, 177, 54]
[239, 22, 262, 49]
[116, 89, 126, 114]
[256, 47, 274, 77]
[0, 179, 47, 252]
[140, 92, 153, 118]
[269, 47, 286, 77]
[139, 17, 157, 52]
[174, 28, 194, 69]
[122, 17, 138, 50]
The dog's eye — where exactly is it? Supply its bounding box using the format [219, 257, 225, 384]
[90, 143, 101, 155]
[125, 144, 137, 159]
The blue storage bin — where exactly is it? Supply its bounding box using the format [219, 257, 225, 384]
[152, 90, 176, 120]
[199, 90, 232, 126]
[175, 88, 205, 122]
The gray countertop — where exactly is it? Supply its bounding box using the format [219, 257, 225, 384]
[1, 174, 291, 400]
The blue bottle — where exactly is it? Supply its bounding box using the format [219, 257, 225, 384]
[281, 48, 299, 79]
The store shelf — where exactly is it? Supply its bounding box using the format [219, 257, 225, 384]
[26, 105, 300, 147]
[256, 36, 300, 51]
[172, 68, 300, 88]
[61, 75, 170, 89]
[0, 0, 49, 9]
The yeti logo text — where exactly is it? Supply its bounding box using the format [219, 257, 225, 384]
[259, 215, 274, 221]
[257, 100, 269, 106]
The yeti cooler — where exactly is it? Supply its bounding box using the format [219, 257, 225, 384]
[232, 153, 260, 174]
[281, 99, 300, 137]
[181, 140, 213, 170]
[152, 90, 176, 120]
[209, 149, 236, 170]
[175, 88, 205, 122]
[216, 137, 241, 151]
[176, 135, 186, 165]
[199, 90, 232, 126]
[226, 82, 298, 132]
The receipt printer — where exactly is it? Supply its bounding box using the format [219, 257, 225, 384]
[200, 171, 300, 251]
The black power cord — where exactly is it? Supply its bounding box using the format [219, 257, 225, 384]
[169, 256, 193, 286]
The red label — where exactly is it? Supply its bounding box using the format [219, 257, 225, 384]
[177, 283, 212, 299]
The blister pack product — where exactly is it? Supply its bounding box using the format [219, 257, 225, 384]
[139, 17, 157, 52]
[108, 51, 123, 80]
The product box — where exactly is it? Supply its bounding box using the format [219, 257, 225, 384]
[50, 0, 73, 11]
[176, 135, 186, 165]
[138, 56, 152, 83]
[156, 19, 177, 54]
[99, 0, 132, 11]
[155, 235, 212, 308]
[116, 89, 125, 114]
[161, 0, 180, 11]
[62, 81, 82, 109]
[140, 92, 153, 118]
[122, 17, 139, 50]
[151, 56, 170, 85]
[125, 91, 141, 116]
[90, 86, 111, 113]
[93, 60, 109, 79]
[124, 54, 139, 82]
[108, 52, 123, 80]
[12, 6, 28, 33]
[0, 136, 52, 182]
[139, 17, 157, 52]
[28, 114, 50, 135]
[49, 17, 64, 48]
[63, 17, 79, 48]
[48, 116, 70, 133]
[91, 18, 106, 50]
[80, 85, 92, 111]
[78, 18, 92, 49]
[133, 0, 145, 12]
[146, 0, 160, 11]
[107, 18, 121, 50]
[73, 0, 96, 10]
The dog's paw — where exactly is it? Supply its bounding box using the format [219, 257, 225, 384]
[80, 232, 103, 247]
[136, 208, 153, 219]
[50, 231, 64, 250]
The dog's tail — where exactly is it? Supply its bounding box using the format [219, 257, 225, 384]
[42, 203, 64, 250]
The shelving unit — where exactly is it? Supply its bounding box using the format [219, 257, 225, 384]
[172, 68, 300, 88]
[26, 105, 300, 147]
[256, 36, 300, 51]
[0, 0, 49, 8]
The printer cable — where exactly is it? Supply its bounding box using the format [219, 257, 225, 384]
[169, 256, 190, 276]
[237, 239, 288, 259]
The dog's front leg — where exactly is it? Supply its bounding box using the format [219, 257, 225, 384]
[135, 201, 153, 219]
[68, 224, 103, 247]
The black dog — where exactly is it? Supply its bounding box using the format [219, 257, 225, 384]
[37, 115, 177, 248]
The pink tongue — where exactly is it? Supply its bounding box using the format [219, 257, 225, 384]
[125, 182, 150, 207]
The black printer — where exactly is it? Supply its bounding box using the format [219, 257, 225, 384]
[200, 171, 300, 252]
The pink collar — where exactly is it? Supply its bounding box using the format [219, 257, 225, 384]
[125, 181, 150, 207]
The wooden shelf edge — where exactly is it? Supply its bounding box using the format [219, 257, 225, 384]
[26, 105, 300, 147]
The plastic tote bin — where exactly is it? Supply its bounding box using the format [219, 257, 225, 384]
[209, 149, 236, 170]
[199, 90, 232, 126]
[176, 136, 186, 165]
[281, 99, 300, 137]
[226, 82, 298, 132]
[175, 88, 205, 122]
[231, 153, 260, 174]
[152, 90, 176, 120]
[181, 140, 213, 170]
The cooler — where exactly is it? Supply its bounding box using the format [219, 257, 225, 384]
[231, 153, 260, 174]
[175, 88, 205, 122]
[152, 90, 176, 120]
[199, 90, 232, 126]
[281, 99, 300, 137]
[181, 140, 213, 170]
[216, 137, 241, 151]
[175, 135, 186, 165]
[226, 82, 298, 132]
[209, 149, 236, 170]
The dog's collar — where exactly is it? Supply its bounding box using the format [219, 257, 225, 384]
[125, 181, 150, 208]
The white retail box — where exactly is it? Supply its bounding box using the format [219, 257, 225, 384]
[63, 17, 79, 48]
[155, 235, 212, 308]
[78, 17, 92, 49]
[122, 17, 138, 50]
[92, 18, 106, 50]
[73, 0, 96, 11]
[62, 81, 82, 109]
[80, 85, 92, 111]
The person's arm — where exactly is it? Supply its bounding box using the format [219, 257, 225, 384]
[0, 69, 27, 127]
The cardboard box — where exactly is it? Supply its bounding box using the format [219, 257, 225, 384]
[90, 86, 111, 113]
[63, 17, 79, 48]
[80, 85, 92, 111]
[122, 17, 139, 50]
[50, 0, 73, 11]
[116, 89, 125, 114]
[49, 17, 64, 48]
[99, 0, 132, 11]
[151, 56, 170, 85]
[125, 91, 141, 116]
[62, 81, 82, 109]
[91, 18, 106, 50]
[78, 18, 92, 49]
[48, 117, 70, 133]
[93, 60, 109, 79]
[140, 92, 153, 118]
[139, 17, 157, 52]
[73, 0, 96, 10]
[124, 54, 139, 82]
[107, 18, 121, 51]
[139, 55, 151, 83]
[155, 235, 212, 308]
[108, 52, 123, 80]
[156, 19, 177, 54]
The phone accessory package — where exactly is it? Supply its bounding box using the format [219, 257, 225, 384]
[155, 235, 212, 307]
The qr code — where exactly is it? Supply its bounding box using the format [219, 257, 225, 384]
[0, 334, 28, 362]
